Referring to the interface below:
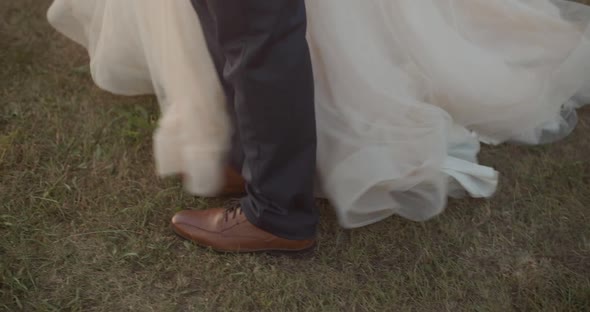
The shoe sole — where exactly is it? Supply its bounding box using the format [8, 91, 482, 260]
[171, 224, 316, 256]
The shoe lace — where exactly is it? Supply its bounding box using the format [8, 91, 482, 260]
[223, 206, 242, 222]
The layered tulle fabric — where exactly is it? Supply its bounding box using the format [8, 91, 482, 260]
[48, 0, 589, 227]
[48, 0, 231, 195]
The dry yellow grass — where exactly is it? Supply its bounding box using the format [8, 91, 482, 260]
[1, 1, 589, 311]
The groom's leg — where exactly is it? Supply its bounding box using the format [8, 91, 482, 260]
[190, 0, 244, 171]
[197, 0, 318, 239]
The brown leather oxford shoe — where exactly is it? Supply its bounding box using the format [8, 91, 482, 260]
[218, 166, 246, 197]
[181, 166, 246, 197]
[171, 208, 315, 253]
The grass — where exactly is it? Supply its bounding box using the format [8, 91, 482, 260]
[1, 0, 589, 311]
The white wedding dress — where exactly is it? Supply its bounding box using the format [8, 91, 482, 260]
[47, 0, 590, 228]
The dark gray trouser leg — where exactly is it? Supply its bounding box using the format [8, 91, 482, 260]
[191, 0, 244, 171]
[190, 0, 318, 239]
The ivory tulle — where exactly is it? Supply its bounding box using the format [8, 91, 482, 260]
[48, 0, 589, 227]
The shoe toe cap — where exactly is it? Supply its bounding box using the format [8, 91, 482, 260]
[171, 210, 196, 226]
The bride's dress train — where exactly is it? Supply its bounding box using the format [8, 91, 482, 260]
[47, 0, 590, 227]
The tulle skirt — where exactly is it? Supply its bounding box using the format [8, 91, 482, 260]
[48, 0, 590, 227]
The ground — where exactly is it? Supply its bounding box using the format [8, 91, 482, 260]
[1, 1, 589, 311]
